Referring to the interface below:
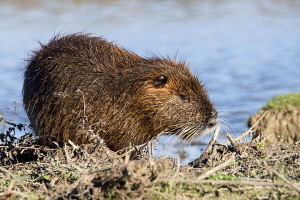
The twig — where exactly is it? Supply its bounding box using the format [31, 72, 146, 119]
[116, 142, 147, 158]
[182, 179, 279, 187]
[68, 140, 80, 150]
[0, 145, 56, 150]
[147, 140, 155, 161]
[148, 140, 158, 182]
[188, 125, 221, 167]
[197, 152, 236, 180]
[270, 169, 300, 193]
[223, 111, 268, 145]
[63, 143, 71, 164]
[172, 157, 181, 179]
[198, 125, 220, 157]
[239, 177, 273, 182]
[8, 179, 15, 191]
[123, 149, 130, 166]
[207, 125, 220, 151]
[226, 133, 237, 148]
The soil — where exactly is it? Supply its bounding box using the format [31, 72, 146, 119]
[0, 121, 299, 199]
[249, 107, 300, 144]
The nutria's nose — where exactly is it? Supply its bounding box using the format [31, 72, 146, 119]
[207, 112, 218, 128]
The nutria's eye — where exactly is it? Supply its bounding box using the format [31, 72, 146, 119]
[179, 94, 190, 103]
[154, 75, 168, 88]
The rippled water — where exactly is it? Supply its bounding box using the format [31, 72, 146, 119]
[1, 0, 300, 164]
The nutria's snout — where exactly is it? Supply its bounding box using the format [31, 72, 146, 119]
[200, 111, 218, 137]
[207, 111, 218, 129]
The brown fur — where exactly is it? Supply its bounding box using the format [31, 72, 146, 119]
[23, 34, 217, 151]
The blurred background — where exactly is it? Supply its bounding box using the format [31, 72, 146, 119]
[1, 0, 300, 165]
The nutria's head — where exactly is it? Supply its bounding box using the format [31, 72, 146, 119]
[129, 59, 218, 142]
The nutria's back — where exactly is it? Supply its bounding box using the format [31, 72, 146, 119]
[23, 34, 217, 151]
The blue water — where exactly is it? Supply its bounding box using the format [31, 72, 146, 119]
[1, 0, 300, 165]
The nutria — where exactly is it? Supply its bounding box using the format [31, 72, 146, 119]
[23, 33, 217, 151]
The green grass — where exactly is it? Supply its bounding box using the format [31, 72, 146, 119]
[263, 92, 300, 110]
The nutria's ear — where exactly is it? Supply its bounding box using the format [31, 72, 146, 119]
[154, 75, 168, 88]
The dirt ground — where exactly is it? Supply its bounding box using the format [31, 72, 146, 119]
[0, 121, 299, 199]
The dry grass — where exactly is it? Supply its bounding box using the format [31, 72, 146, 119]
[0, 119, 299, 199]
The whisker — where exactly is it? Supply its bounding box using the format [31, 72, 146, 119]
[158, 121, 218, 156]
[217, 112, 232, 117]
[217, 117, 236, 134]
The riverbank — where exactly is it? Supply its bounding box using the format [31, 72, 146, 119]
[0, 121, 299, 199]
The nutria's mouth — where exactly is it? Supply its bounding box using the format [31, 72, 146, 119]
[166, 121, 218, 141]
